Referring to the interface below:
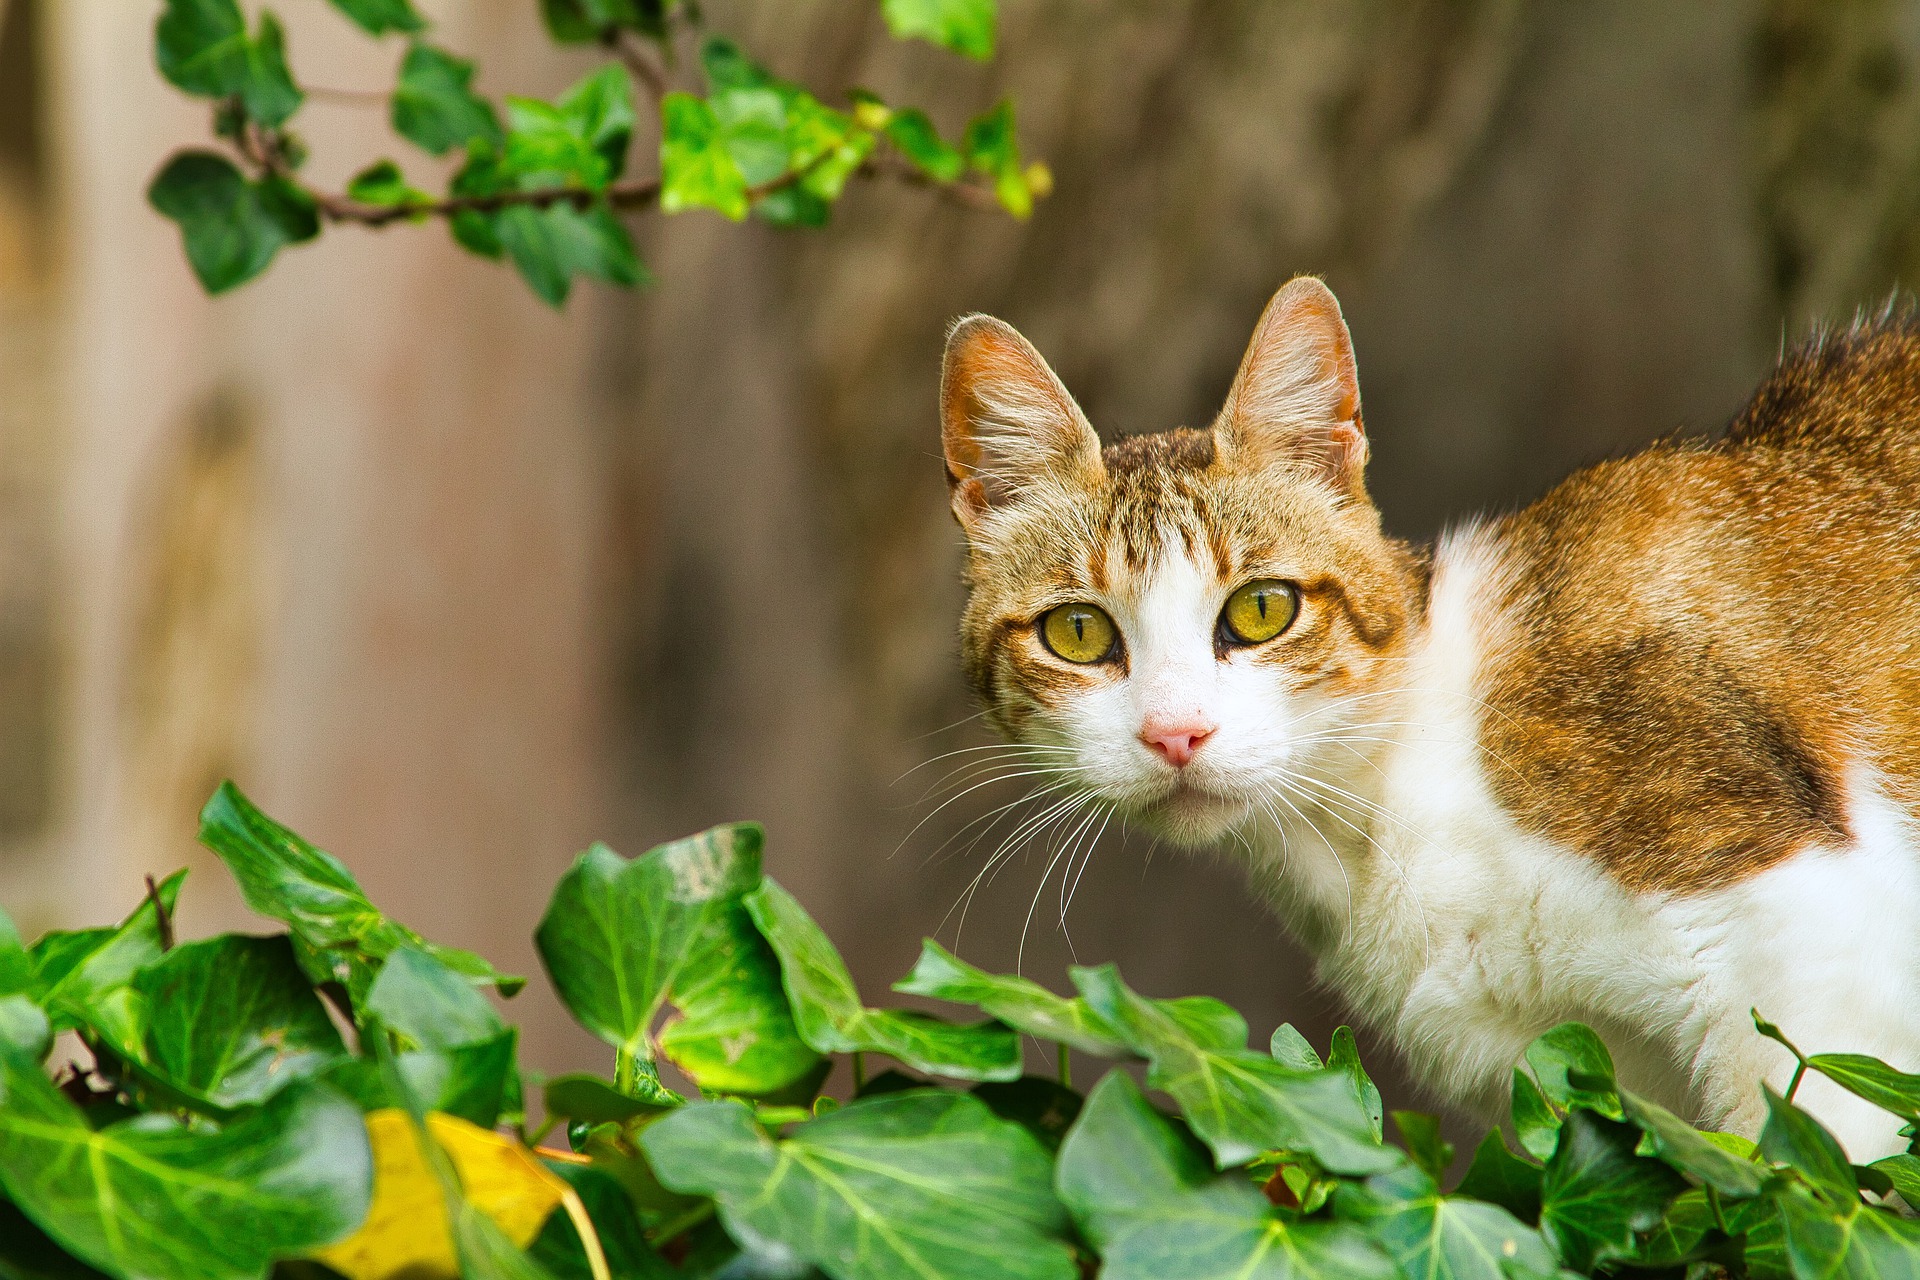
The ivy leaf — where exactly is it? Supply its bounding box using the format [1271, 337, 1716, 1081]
[0, 997, 50, 1062]
[313, 1110, 567, 1280]
[325, 0, 426, 36]
[0, 1197, 113, 1280]
[1873, 1153, 1920, 1208]
[745, 879, 1021, 1081]
[541, 1074, 673, 1127]
[1538, 1110, 1687, 1272]
[894, 940, 1127, 1056]
[1453, 1130, 1542, 1223]
[365, 946, 505, 1051]
[880, 107, 965, 182]
[971, 1077, 1083, 1154]
[1070, 964, 1397, 1173]
[146, 153, 319, 295]
[1329, 1027, 1384, 1142]
[643, 1092, 1077, 1280]
[31, 868, 187, 1045]
[1758, 1087, 1861, 1209]
[197, 781, 523, 1004]
[133, 933, 348, 1111]
[1619, 1090, 1769, 1199]
[392, 43, 502, 157]
[962, 100, 1040, 219]
[323, 1031, 520, 1129]
[1269, 1024, 1322, 1073]
[536, 825, 820, 1097]
[1806, 1053, 1920, 1123]
[1057, 1074, 1395, 1280]
[1391, 1112, 1453, 1184]
[1340, 1165, 1559, 1280]
[538, 0, 662, 43]
[489, 196, 642, 308]
[660, 93, 749, 221]
[1510, 1068, 1560, 1163]
[1775, 1181, 1920, 1280]
[155, 0, 304, 127]
[880, 0, 996, 59]
[0, 1061, 371, 1280]
[1523, 1022, 1622, 1118]
[0, 906, 30, 996]
[527, 1163, 672, 1280]
[344, 161, 430, 213]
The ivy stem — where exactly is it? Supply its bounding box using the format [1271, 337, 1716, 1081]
[560, 1188, 613, 1280]
[143, 875, 174, 952]
[1707, 1184, 1731, 1235]
[1785, 1060, 1808, 1103]
[615, 1045, 645, 1096]
[1057, 1042, 1071, 1089]
[851, 1052, 867, 1094]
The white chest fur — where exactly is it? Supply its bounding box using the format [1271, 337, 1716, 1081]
[1237, 525, 1920, 1160]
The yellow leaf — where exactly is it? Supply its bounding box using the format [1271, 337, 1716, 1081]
[313, 1109, 569, 1280]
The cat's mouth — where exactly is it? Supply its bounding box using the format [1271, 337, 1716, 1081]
[1134, 777, 1252, 843]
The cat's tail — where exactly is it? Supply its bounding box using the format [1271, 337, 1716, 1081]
[1722, 299, 1920, 488]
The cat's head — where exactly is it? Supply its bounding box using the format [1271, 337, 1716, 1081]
[942, 277, 1426, 845]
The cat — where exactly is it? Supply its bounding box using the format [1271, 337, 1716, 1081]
[938, 275, 1920, 1159]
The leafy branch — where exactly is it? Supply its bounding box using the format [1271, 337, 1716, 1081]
[147, 0, 1049, 304]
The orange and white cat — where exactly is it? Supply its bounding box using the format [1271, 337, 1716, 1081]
[939, 276, 1920, 1158]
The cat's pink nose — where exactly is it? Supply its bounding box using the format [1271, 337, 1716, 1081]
[1139, 719, 1216, 767]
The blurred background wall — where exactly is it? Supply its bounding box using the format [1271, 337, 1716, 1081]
[2, 0, 1918, 1115]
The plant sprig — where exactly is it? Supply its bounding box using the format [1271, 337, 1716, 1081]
[147, 0, 1050, 304]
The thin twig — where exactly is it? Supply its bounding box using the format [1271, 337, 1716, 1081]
[301, 84, 390, 106]
[144, 874, 174, 952]
[605, 28, 669, 104]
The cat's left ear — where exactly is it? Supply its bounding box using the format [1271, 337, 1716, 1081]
[1215, 276, 1368, 499]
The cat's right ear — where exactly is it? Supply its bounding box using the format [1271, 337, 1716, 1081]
[941, 315, 1103, 532]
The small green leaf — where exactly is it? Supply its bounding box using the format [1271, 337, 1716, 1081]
[1329, 1028, 1383, 1142]
[1454, 1129, 1542, 1223]
[1269, 1024, 1322, 1073]
[538, 0, 657, 43]
[660, 93, 749, 221]
[134, 933, 348, 1110]
[745, 879, 1021, 1081]
[1776, 1181, 1920, 1280]
[1874, 1152, 1920, 1207]
[880, 0, 996, 59]
[971, 1077, 1082, 1153]
[0, 997, 51, 1063]
[535, 826, 819, 1096]
[882, 107, 966, 183]
[962, 99, 1036, 218]
[1510, 1068, 1559, 1162]
[1538, 1109, 1687, 1272]
[393, 43, 502, 157]
[155, 0, 303, 126]
[365, 946, 505, 1051]
[1070, 964, 1397, 1173]
[1391, 1112, 1452, 1184]
[1620, 1090, 1769, 1198]
[147, 153, 318, 294]
[645, 1092, 1076, 1280]
[325, 0, 426, 35]
[1523, 1022, 1621, 1118]
[542, 1074, 673, 1126]
[197, 781, 522, 1002]
[32, 869, 187, 1046]
[1340, 1165, 1558, 1280]
[894, 940, 1126, 1056]
[344, 160, 430, 212]
[1759, 1086, 1860, 1209]
[1057, 1074, 1396, 1280]
[1807, 1053, 1920, 1123]
[0, 1062, 371, 1280]
[323, 1029, 521, 1128]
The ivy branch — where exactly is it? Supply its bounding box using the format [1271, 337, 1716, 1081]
[149, 0, 1048, 305]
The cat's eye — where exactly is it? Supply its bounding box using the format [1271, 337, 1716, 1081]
[1040, 603, 1119, 664]
[1220, 579, 1298, 645]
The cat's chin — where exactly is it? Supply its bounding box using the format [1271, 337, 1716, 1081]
[1129, 783, 1253, 846]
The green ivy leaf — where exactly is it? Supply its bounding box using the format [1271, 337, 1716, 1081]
[132, 933, 348, 1111]
[744, 879, 1021, 1081]
[1806, 1053, 1920, 1123]
[962, 99, 1038, 218]
[0, 998, 50, 1063]
[392, 43, 502, 157]
[1759, 1087, 1861, 1209]
[365, 946, 506, 1051]
[535, 825, 820, 1097]
[322, 1029, 519, 1128]
[31, 869, 187, 1045]
[972, 1077, 1083, 1154]
[0, 908, 29, 997]
[1775, 1181, 1920, 1280]
[644, 1092, 1076, 1280]
[660, 93, 749, 220]
[527, 1163, 673, 1280]
[1538, 1110, 1687, 1272]
[880, 0, 996, 59]
[1391, 1112, 1453, 1184]
[147, 153, 318, 294]
[325, 0, 426, 36]
[1523, 1022, 1622, 1119]
[880, 107, 965, 182]
[1453, 1129, 1542, 1223]
[1341, 1164, 1558, 1280]
[1620, 1090, 1769, 1199]
[1873, 1153, 1920, 1208]
[1329, 1028, 1384, 1142]
[538, 0, 662, 43]
[0, 1061, 371, 1280]
[894, 940, 1127, 1055]
[542, 1074, 674, 1126]
[0, 1198, 111, 1280]
[1269, 1024, 1322, 1073]
[1057, 1074, 1395, 1280]
[344, 160, 430, 212]
[197, 781, 522, 1003]
[1070, 964, 1397, 1173]
[1510, 1068, 1559, 1163]
[155, 0, 304, 127]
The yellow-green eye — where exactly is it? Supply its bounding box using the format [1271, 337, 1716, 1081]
[1040, 603, 1118, 664]
[1221, 579, 1298, 645]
